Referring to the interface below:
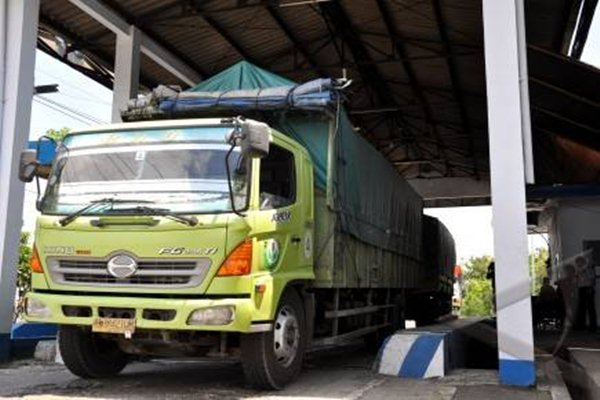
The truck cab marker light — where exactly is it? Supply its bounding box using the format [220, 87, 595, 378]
[217, 239, 252, 276]
[30, 245, 43, 273]
[255, 283, 267, 294]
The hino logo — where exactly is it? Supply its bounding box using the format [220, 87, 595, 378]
[107, 254, 138, 279]
[158, 247, 218, 256]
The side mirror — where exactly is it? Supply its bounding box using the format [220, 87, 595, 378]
[19, 149, 38, 182]
[240, 121, 270, 159]
[18, 149, 51, 183]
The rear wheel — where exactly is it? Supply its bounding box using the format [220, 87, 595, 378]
[241, 289, 306, 390]
[59, 326, 128, 379]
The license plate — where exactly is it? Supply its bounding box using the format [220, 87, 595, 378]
[92, 317, 136, 335]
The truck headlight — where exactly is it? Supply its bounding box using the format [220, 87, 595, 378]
[187, 306, 235, 326]
[26, 298, 52, 318]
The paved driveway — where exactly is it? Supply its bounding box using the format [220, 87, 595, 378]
[0, 345, 552, 400]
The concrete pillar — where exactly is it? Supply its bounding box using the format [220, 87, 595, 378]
[482, 0, 535, 386]
[0, 0, 39, 362]
[112, 25, 141, 122]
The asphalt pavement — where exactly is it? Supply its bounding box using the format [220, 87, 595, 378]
[0, 344, 556, 400]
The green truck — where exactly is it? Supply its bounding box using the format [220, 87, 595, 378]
[19, 63, 454, 389]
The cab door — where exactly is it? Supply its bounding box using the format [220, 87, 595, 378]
[252, 142, 312, 276]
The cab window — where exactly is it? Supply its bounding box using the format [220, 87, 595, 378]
[259, 145, 296, 210]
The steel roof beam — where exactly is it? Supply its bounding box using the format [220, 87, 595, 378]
[319, 2, 394, 107]
[376, 0, 449, 175]
[183, 1, 264, 67]
[554, 0, 584, 53]
[85, 0, 184, 42]
[37, 37, 113, 88]
[431, 0, 479, 179]
[320, 1, 451, 176]
[68, 0, 202, 86]
[38, 13, 157, 90]
[201, 13, 260, 65]
[409, 177, 490, 200]
[319, 1, 444, 160]
[94, 0, 208, 80]
[133, 1, 184, 25]
[570, 0, 599, 58]
[266, 4, 327, 76]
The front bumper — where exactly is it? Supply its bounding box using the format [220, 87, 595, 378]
[24, 291, 271, 333]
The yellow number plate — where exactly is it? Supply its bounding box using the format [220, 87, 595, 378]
[92, 318, 136, 335]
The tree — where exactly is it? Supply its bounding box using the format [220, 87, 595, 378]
[44, 127, 70, 141]
[14, 232, 32, 320]
[462, 278, 493, 317]
[460, 248, 549, 317]
[463, 255, 493, 281]
[530, 247, 549, 295]
[461, 255, 494, 317]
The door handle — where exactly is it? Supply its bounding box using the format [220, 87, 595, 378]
[291, 236, 302, 244]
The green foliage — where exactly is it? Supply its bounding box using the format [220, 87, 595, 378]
[461, 255, 494, 317]
[15, 232, 32, 319]
[530, 247, 549, 295]
[44, 127, 71, 141]
[462, 278, 493, 317]
[460, 248, 549, 317]
[463, 255, 493, 281]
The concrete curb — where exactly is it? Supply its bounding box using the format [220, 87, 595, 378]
[537, 355, 572, 400]
[376, 332, 446, 378]
[563, 348, 600, 400]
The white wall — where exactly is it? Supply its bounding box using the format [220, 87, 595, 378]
[554, 199, 600, 263]
[545, 198, 600, 322]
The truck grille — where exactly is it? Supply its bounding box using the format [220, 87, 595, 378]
[47, 257, 212, 289]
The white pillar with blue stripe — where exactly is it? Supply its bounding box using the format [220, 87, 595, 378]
[0, 0, 39, 362]
[482, 0, 536, 387]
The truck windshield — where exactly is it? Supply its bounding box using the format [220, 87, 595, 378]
[41, 128, 249, 215]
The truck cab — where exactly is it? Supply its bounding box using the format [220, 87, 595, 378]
[22, 118, 315, 389]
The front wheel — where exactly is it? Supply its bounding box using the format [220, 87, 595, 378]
[241, 289, 306, 390]
[59, 326, 128, 379]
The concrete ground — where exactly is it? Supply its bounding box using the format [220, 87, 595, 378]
[0, 344, 558, 400]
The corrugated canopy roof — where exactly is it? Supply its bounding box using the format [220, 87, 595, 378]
[36, 0, 600, 185]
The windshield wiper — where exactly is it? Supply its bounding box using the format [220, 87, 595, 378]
[59, 198, 154, 227]
[106, 206, 199, 227]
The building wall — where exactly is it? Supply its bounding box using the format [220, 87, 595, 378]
[543, 198, 600, 322]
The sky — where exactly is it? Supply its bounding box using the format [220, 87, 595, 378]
[23, 51, 112, 232]
[22, 13, 600, 262]
[583, 9, 600, 66]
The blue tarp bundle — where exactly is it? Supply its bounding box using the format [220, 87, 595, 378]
[159, 78, 343, 114]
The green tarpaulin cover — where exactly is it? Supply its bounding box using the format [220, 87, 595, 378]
[190, 61, 295, 92]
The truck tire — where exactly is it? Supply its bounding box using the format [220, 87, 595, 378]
[241, 289, 306, 390]
[59, 326, 128, 379]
